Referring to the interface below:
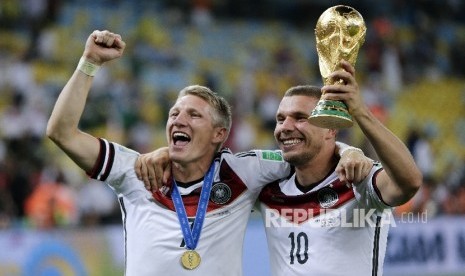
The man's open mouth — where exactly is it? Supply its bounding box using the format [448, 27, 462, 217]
[172, 131, 191, 146]
[281, 138, 303, 146]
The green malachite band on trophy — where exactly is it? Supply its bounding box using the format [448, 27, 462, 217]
[316, 100, 347, 109]
[308, 99, 353, 129]
[315, 103, 348, 113]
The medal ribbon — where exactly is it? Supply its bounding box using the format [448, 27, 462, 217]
[171, 162, 215, 250]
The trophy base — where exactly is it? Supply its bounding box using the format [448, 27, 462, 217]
[308, 100, 354, 129]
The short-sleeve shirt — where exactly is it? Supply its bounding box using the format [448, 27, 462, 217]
[259, 162, 392, 276]
[88, 138, 291, 276]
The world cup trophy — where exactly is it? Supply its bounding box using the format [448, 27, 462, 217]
[308, 5, 366, 129]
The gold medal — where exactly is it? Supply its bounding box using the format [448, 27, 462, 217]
[181, 250, 201, 270]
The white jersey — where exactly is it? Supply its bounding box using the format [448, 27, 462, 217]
[259, 162, 392, 276]
[88, 138, 291, 276]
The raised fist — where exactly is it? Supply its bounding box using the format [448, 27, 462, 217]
[82, 30, 126, 65]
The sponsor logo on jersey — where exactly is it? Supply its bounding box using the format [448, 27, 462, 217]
[260, 150, 283, 161]
[317, 187, 339, 208]
[210, 182, 232, 205]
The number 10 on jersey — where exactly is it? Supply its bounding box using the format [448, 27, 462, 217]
[288, 232, 309, 265]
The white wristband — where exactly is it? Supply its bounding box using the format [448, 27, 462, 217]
[336, 141, 364, 156]
[77, 57, 100, 77]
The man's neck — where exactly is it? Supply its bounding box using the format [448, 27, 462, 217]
[172, 158, 215, 183]
[294, 151, 339, 188]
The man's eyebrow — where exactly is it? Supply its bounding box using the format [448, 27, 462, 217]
[276, 110, 309, 119]
[295, 111, 310, 117]
[288, 110, 310, 118]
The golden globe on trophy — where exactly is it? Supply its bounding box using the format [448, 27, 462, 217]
[308, 5, 367, 129]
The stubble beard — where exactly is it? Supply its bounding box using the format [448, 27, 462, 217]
[283, 151, 314, 167]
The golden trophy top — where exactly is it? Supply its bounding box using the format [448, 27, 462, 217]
[315, 5, 366, 85]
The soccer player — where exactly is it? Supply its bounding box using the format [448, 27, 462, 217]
[46, 30, 370, 276]
[259, 61, 422, 276]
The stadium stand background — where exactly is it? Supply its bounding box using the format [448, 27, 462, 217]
[0, 0, 464, 275]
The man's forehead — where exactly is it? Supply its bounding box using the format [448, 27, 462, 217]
[172, 95, 210, 109]
[279, 95, 317, 113]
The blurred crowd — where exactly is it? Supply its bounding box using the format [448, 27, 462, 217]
[0, 0, 464, 229]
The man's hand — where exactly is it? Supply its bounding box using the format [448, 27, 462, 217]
[135, 147, 171, 192]
[321, 60, 366, 118]
[83, 30, 126, 66]
[336, 149, 373, 184]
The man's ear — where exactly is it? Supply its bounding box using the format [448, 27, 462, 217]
[212, 127, 228, 144]
[324, 128, 337, 140]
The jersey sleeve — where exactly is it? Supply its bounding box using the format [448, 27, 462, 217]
[87, 138, 145, 196]
[223, 149, 292, 193]
[353, 161, 391, 211]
